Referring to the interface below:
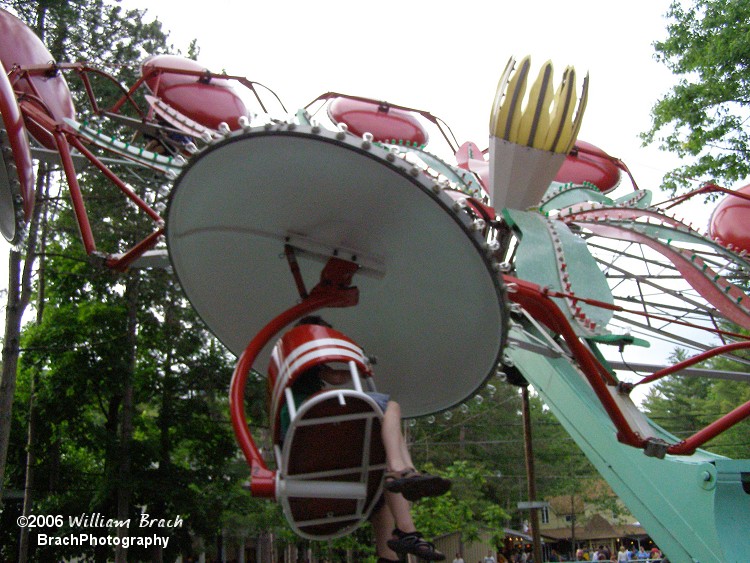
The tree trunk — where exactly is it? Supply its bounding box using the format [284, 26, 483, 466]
[0, 162, 46, 505]
[18, 165, 50, 562]
[17, 372, 36, 563]
[566, 455, 581, 560]
[115, 272, 140, 562]
[152, 291, 177, 563]
[0, 250, 23, 504]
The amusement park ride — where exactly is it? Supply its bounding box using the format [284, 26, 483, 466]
[1, 7, 750, 561]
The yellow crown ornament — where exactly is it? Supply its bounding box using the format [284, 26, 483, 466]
[488, 55, 588, 210]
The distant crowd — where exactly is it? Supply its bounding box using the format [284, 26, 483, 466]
[451, 544, 668, 563]
[574, 544, 667, 562]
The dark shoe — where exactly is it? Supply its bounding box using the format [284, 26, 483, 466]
[387, 528, 445, 561]
[377, 558, 405, 563]
[384, 469, 451, 501]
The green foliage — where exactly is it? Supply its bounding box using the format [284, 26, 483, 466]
[3, 257, 242, 560]
[1, 0, 171, 66]
[187, 38, 201, 61]
[411, 461, 510, 547]
[408, 385, 524, 516]
[642, 0, 750, 195]
[407, 385, 603, 531]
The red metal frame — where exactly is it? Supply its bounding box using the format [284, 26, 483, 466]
[669, 400, 750, 455]
[15, 97, 161, 266]
[623, 340, 750, 455]
[10, 64, 163, 265]
[52, 128, 97, 254]
[229, 258, 359, 498]
[7, 61, 287, 270]
[12, 61, 277, 122]
[626, 341, 750, 389]
[65, 135, 163, 222]
[116, 65, 287, 117]
[531, 277, 750, 343]
[0, 61, 35, 223]
[660, 182, 750, 210]
[506, 274, 750, 456]
[504, 275, 646, 449]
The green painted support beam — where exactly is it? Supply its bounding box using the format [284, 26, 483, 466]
[503, 208, 615, 336]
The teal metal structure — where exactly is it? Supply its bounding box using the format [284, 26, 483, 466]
[503, 199, 750, 562]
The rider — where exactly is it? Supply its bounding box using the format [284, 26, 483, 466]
[275, 316, 451, 562]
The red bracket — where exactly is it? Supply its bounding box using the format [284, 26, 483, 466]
[229, 257, 359, 498]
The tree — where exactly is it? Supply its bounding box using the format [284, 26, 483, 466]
[0, 0, 173, 514]
[1, 256, 244, 561]
[0, 3, 254, 562]
[0, 165, 46, 516]
[641, 0, 750, 195]
[701, 376, 750, 458]
[5, 0, 173, 67]
[411, 461, 509, 550]
[406, 383, 603, 537]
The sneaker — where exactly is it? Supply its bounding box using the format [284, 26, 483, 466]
[387, 529, 445, 561]
[384, 469, 452, 502]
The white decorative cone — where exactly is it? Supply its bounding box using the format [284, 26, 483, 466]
[489, 136, 567, 211]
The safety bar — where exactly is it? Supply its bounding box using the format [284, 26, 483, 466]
[278, 479, 367, 500]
